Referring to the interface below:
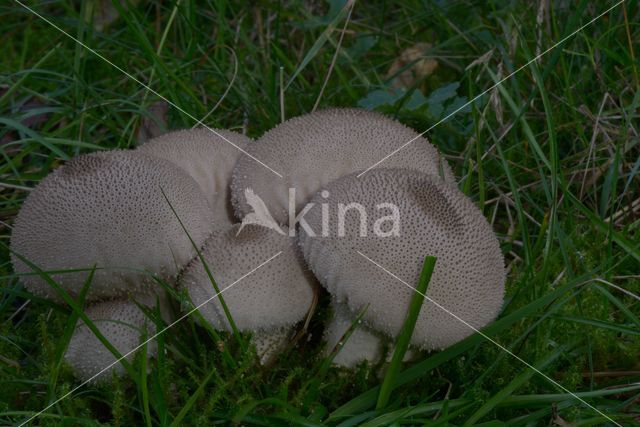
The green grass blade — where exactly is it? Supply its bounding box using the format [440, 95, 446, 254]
[159, 187, 246, 352]
[328, 271, 596, 420]
[0, 117, 69, 160]
[284, 1, 353, 91]
[169, 366, 217, 427]
[376, 255, 437, 410]
[47, 266, 95, 402]
[5, 243, 136, 381]
[0, 43, 59, 106]
[463, 343, 574, 425]
[139, 331, 152, 427]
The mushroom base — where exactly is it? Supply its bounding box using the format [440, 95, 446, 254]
[64, 295, 167, 383]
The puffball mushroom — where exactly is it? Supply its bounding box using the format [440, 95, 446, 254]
[231, 108, 454, 225]
[10, 150, 214, 302]
[64, 295, 161, 383]
[298, 168, 505, 362]
[323, 299, 383, 368]
[138, 128, 252, 226]
[323, 299, 417, 368]
[181, 223, 315, 363]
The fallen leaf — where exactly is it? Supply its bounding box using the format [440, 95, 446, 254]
[387, 43, 439, 89]
[90, 0, 140, 32]
[137, 100, 168, 144]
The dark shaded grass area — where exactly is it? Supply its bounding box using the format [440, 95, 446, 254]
[0, 0, 639, 425]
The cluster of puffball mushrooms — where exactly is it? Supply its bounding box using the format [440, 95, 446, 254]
[10, 108, 505, 382]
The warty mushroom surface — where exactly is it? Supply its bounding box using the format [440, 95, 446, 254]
[231, 108, 454, 225]
[10, 150, 214, 302]
[138, 128, 251, 227]
[181, 223, 316, 363]
[298, 168, 505, 361]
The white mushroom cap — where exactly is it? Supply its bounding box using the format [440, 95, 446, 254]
[299, 168, 505, 351]
[138, 128, 252, 227]
[231, 108, 454, 225]
[64, 295, 161, 383]
[181, 224, 314, 333]
[10, 150, 214, 301]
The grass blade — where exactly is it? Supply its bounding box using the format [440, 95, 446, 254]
[463, 343, 574, 425]
[376, 255, 437, 410]
[328, 271, 597, 420]
[159, 187, 246, 352]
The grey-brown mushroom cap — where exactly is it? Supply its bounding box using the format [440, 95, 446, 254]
[64, 296, 159, 383]
[298, 168, 505, 350]
[231, 108, 454, 225]
[10, 150, 214, 301]
[181, 224, 315, 332]
[138, 128, 252, 226]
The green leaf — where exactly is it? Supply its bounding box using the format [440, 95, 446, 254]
[357, 88, 404, 109]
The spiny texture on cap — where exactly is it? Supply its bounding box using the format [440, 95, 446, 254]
[252, 327, 292, 365]
[231, 108, 454, 224]
[181, 224, 314, 332]
[10, 150, 214, 301]
[299, 169, 505, 350]
[138, 128, 252, 226]
[324, 300, 383, 368]
[64, 296, 159, 383]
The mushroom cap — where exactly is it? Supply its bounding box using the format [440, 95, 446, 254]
[64, 295, 160, 383]
[298, 168, 505, 350]
[10, 150, 214, 301]
[181, 224, 314, 333]
[231, 108, 454, 225]
[323, 299, 383, 368]
[324, 299, 417, 367]
[138, 128, 252, 227]
[252, 326, 292, 365]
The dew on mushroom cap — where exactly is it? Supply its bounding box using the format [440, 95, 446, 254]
[10, 150, 214, 302]
[298, 168, 505, 351]
[138, 128, 252, 227]
[64, 295, 161, 383]
[181, 223, 315, 334]
[231, 108, 454, 225]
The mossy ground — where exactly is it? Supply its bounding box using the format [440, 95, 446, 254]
[0, 1, 639, 425]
